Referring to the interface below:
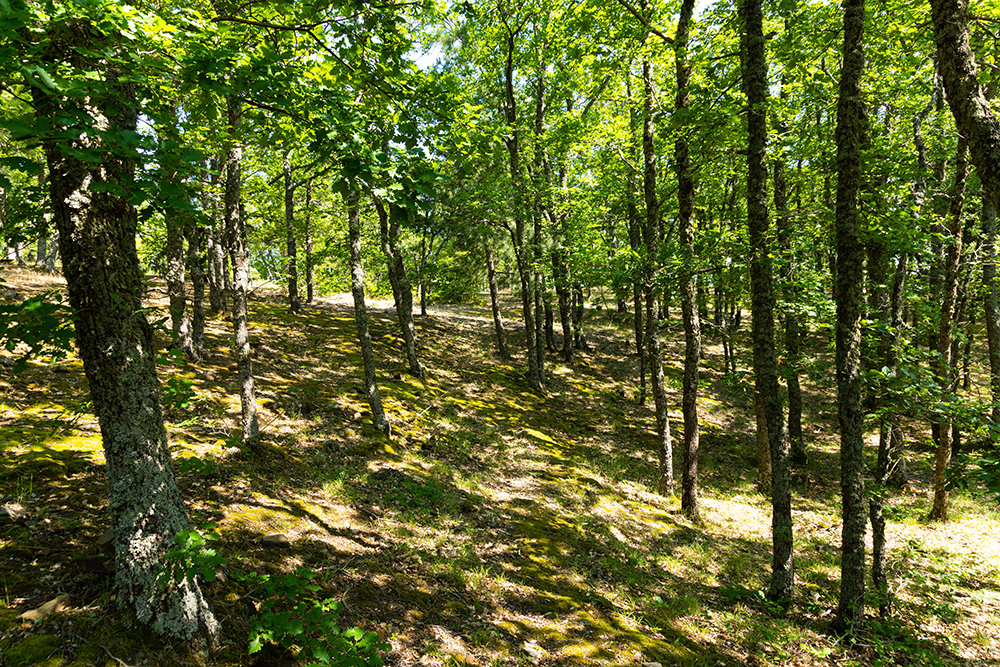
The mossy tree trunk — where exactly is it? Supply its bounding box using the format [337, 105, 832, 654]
[832, 0, 867, 632]
[32, 60, 218, 648]
[739, 0, 793, 608]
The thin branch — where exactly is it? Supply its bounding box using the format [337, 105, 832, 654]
[612, 0, 674, 45]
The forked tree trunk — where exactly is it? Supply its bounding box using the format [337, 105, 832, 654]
[346, 187, 390, 435]
[33, 63, 217, 648]
[832, 0, 867, 632]
[224, 96, 259, 446]
[740, 0, 793, 609]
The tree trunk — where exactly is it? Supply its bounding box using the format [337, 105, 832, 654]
[33, 62, 217, 648]
[626, 73, 645, 402]
[374, 196, 423, 378]
[641, 41, 673, 495]
[305, 178, 315, 304]
[740, 0, 793, 608]
[346, 187, 391, 435]
[983, 197, 1000, 422]
[224, 95, 259, 446]
[486, 241, 511, 360]
[283, 150, 301, 313]
[164, 191, 190, 354]
[832, 0, 867, 632]
[931, 139, 970, 521]
[552, 248, 574, 362]
[675, 0, 701, 522]
[501, 28, 544, 392]
[186, 167, 209, 360]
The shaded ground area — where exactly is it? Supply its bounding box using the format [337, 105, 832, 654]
[1, 265, 999, 667]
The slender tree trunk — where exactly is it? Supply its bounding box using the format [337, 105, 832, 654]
[163, 141, 190, 355]
[346, 187, 390, 435]
[641, 39, 673, 495]
[675, 0, 701, 522]
[225, 96, 259, 446]
[486, 241, 511, 360]
[207, 156, 227, 316]
[553, 248, 573, 362]
[740, 0, 793, 608]
[187, 165, 210, 359]
[983, 197, 1000, 422]
[501, 29, 543, 392]
[833, 0, 867, 632]
[626, 73, 645, 402]
[305, 178, 314, 304]
[572, 282, 589, 351]
[374, 196, 423, 377]
[33, 63, 218, 648]
[283, 150, 301, 313]
[931, 139, 970, 521]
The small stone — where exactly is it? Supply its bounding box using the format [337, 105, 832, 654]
[523, 641, 545, 661]
[262, 534, 291, 546]
[20, 594, 70, 622]
[642, 662, 663, 667]
[0, 503, 25, 525]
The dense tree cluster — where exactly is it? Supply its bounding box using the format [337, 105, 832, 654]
[2, 0, 1000, 647]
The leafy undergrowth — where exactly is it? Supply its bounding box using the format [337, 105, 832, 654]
[1, 264, 999, 667]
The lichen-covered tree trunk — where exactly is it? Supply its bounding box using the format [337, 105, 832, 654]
[486, 241, 511, 360]
[832, 0, 867, 632]
[675, 0, 701, 522]
[931, 139, 970, 521]
[373, 196, 422, 378]
[740, 0, 793, 608]
[185, 181, 207, 360]
[282, 150, 301, 313]
[501, 28, 544, 393]
[929, 0, 1000, 420]
[305, 178, 315, 304]
[641, 46, 672, 496]
[33, 64, 217, 649]
[346, 187, 390, 435]
[224, 96, 259, 446]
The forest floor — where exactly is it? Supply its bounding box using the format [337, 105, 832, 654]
[1, 264, 999, 667]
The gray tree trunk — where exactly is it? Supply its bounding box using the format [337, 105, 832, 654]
[373, 196, 423, 377]
[305, 178, 315, 304]
[224, 96, 259, 446]
[283, 150, 301, 313]
[32, 62, 217, 648]
[486, 242, 511, 360]
[640, 38, 673, 496]
[346, 187, 390, 435]
[675, 0, 701, 523]
[740, 0, 793, 608]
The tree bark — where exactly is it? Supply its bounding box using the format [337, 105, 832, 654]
[282, 150, 301, 313]
[641, 38, 673, 495]
[833, 0, 867, 632]
[626, 72, 645, 402]
[374, 196, 423, 377]
[224, 95, 259, 446]
[675, 0, 701, 522]
[740, 0, 793, 608]
[32, 61, 217, 648]
[486, 241, 511, 360]
[931, 139, 970, 521]
[346, 187, 391, 435]
[305, 178, 315, 304]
